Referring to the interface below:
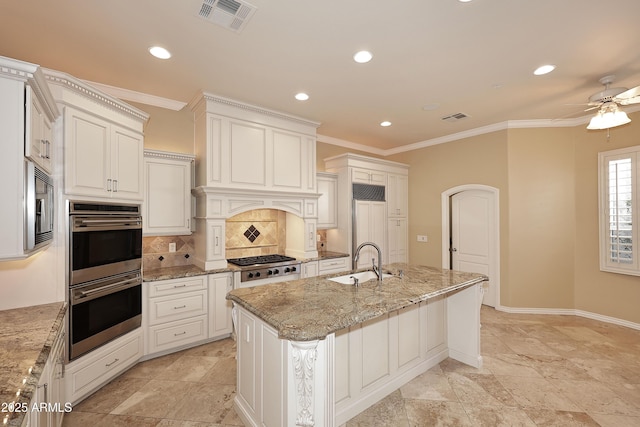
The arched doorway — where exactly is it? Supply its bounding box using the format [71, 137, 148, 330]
[441, 185, 500, 307]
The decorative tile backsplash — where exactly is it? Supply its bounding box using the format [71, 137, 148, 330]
[226, 209, 286, 258]
[142, 209, 288, 268]
[143, 235, 194, 270]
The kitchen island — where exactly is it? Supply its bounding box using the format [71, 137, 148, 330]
[227, 263, 487, 427]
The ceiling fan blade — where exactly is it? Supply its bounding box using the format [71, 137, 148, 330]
[584, 105, 600, 112]
[614, 85, 640, 104]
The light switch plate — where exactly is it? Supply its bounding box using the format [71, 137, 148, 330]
[417, 235, 428, 242]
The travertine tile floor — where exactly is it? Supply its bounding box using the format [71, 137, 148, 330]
[63, 307, 640, 426]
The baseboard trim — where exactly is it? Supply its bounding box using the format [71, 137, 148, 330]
[495, 305, 640, 331]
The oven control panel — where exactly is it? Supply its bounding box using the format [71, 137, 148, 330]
[240, 263, 300, 282]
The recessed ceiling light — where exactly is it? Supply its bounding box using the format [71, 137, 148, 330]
[380, 121, 392, 127]
[295, 93, 309, 101]
[533, 64, 555, 75]
[458, 0, 473, 2]
[149, 46, 171, 59]
[353, 50, 373, 63]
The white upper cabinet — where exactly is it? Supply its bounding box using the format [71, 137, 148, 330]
[351, 168, 386, 186]
[26, 86, 55, 173]
[387, 173, 408, 218]
[317, 172, 338, 229]
[190, 92, 319, 194]
[143, 150, 194, 236]
[0, 56, 59, 260]
[64, 107, 144, 200]
[44, 69, 148, 202]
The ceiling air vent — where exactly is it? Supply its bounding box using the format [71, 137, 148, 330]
[197, 0, 257, 33]
[441, 112, 470, 123]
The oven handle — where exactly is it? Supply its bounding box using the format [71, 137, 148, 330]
[72, 276, 141, 304]
[73, 218, 142, 229]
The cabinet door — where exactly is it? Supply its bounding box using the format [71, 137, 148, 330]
[272, 130, 302, 190]
[317, 174, 338, 229]
[25, 87, 53, 173]
[354, 201, 386, 269]
[65, 108, 110, 197]
[302, 261, 318, 278]
[111, 126, 143, 200]
[209, 273, 233, 338]
[387, 174, 408, 217]
[144, 157, 192, 235]
[388, 218, 407, 264]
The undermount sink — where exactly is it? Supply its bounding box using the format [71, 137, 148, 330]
[328, 270, 393, 284]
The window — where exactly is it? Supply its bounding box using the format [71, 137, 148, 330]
[599, 146, 639, 275]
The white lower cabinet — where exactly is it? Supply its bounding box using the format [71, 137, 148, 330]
[145, 276, 208, 356]
[65, 329, 143, 405]
[29, 320, 66, 427]
[318, 256, 350, 275]
[334, 298, 446, 424]
[301, 261, 318, 278]
[208, 272, 234, 339]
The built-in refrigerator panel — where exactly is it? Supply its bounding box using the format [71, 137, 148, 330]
[352, 183, 386, 269]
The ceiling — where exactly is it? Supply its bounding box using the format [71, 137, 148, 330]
[2, 0, 640, 153]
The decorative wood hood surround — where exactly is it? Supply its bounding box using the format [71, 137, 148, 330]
[189, 92, 321, 270]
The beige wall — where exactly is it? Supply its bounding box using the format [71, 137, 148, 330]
[388, 132, 510, 303]
[506, 127, 575, 309]
[131, 102, 194, 154]
[573, 112, 640, 323]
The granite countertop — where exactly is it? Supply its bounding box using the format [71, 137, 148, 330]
[0, 302, 66, 427]
[142, 251, 349, 282]
[143, 264, 240, 282]
[227, 263, 487, 342]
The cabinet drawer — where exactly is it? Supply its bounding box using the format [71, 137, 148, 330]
[67, 330, 143, 402]
[319, 257, 350, 274]
[148, 315, 208, 354]
[148, 276, 207, 297]
[148, 289, 207, 326]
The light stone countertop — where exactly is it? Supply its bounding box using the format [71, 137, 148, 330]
[0, 302, 66, 427]
[143, 264, 240, 282]
[142, 252, 350, 282]
[227, 263, 488, 341]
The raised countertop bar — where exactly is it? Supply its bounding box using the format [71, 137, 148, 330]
[227, 263, 487, 341]
[0, 302, 66, 426]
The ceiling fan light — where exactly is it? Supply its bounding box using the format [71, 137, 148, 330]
[587, 108, 631, 130]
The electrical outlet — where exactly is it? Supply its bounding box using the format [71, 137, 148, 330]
[169, 242, 177, 252]
[417, 235, 428, 242]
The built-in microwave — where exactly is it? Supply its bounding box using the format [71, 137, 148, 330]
[24, 159, 54, 252]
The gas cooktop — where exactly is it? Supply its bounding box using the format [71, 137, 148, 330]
[227, 255, 300, 283]
[227, 254, 297, 267]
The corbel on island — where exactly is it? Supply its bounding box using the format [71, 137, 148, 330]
[227, 263, 488, 427]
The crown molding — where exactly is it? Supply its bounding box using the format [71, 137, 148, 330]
[144, 149, 195, 162]
[83, 80, 187, 111]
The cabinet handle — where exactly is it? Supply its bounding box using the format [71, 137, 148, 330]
[40, 139, 46, 158]
[174, 305, 187, 310]
[174, 331, 187, 336]
[215, 236, 219, 247]
[45, 140, 51, 159]
[113, 179, 118, 192]
[107, 179, 112, 192]
[105, 358, 120, 367]
[174, 284, 186, 288]
[186, 218, 190, 228]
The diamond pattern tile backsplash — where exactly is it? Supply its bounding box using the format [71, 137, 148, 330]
[226, 209, 286, 258]
[143, 209, 288, 268]
[143, 235, 194, 270]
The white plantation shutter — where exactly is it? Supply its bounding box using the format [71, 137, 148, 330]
[599, 148, 639, 274]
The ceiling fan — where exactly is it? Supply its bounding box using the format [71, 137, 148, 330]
[585, 75, 640, 130]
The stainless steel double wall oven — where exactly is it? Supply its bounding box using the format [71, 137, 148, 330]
[68, 201, 143, 360]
